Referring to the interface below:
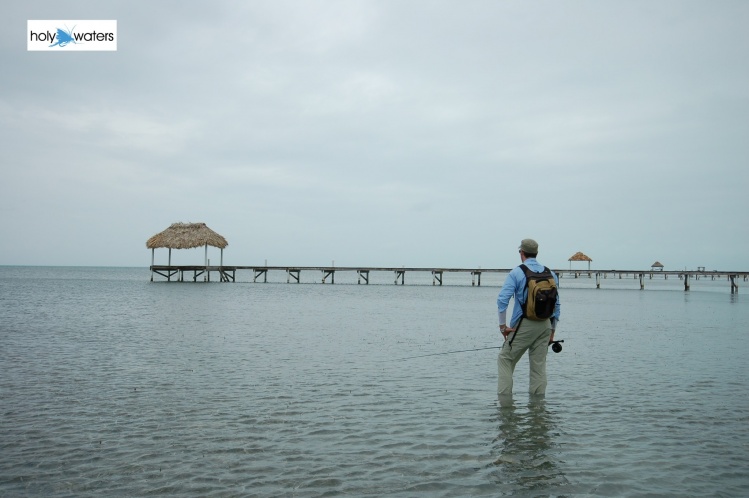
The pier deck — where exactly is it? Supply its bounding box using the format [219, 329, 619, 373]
[149, 265, 748, 293]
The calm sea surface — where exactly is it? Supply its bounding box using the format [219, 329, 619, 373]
[1, 266, 748, 497]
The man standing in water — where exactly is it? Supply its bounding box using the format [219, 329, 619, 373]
[497, 239, 561, 398]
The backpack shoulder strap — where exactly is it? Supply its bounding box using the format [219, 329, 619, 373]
[521, 264, 549, 280]
[520, 264, 532, 278]
[518, 265, 531, 318]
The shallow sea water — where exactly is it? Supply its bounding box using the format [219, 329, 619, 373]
[1, 267, 748, 497]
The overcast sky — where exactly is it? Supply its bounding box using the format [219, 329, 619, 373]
[1, 1, 747, 270]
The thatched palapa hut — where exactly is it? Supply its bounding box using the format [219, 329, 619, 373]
[651, 261, 664, 271]
[147, 222, 228, 268]
[568, 251, 592, 270]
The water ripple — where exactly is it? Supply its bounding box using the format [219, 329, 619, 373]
[1, 268, 748, 496]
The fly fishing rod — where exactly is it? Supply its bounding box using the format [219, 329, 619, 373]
[396, 346, 500, 361]
[396, 340, 564, 360]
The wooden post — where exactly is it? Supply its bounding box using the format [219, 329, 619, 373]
[254, 269, 268, 283]
[730, 275, 738, 294]
[204, 244, 208, 282]
[357, 270, 369, 284]
[322, 269, 335, 284]
[287, 269, 300, 283]
[395, 270, 405, 285]
[168, 248, 172, 281]
[470, 270, 481, 286]
[684, 274, 690, 291]
[596, 273, 601, 289]
[639, 273, 644, 290]
[150, 248, 154, 281]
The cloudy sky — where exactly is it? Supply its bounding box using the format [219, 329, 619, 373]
[1, 1, 747, 270]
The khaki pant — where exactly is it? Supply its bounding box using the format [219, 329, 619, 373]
[498, 318, 552, 395]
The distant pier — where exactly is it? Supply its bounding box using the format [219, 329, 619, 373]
[149, 265, 747, 293]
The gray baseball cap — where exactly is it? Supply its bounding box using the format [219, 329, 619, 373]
[519, 239, 539, 254]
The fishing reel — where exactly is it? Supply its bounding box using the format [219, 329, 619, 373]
[550, 340, 564, 353]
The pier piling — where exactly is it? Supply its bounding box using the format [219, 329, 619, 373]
[432, 270, 443, 286]
[287, 269, 300, 283]
[471, 271, 482, 286]
[322, 269, 335, 284]
[357, 270, 369, 284]
[394, 270, 405, 285]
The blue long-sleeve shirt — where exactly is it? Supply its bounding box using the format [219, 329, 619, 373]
[497, 258, 561, 329]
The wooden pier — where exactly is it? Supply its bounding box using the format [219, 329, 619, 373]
[149, 265, 748, 293]
[560, 269, 746, 293]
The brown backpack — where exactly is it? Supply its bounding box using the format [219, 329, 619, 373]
[520, 264, 558, 320]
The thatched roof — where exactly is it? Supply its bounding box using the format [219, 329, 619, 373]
[568, 251, 592, 262]
[146, 222, 228, 250]
[651, 261, 664, 268]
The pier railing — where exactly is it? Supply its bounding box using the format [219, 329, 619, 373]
[149, 265, 748, 293]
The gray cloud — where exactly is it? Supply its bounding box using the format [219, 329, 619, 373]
[1, 0, 747, 270]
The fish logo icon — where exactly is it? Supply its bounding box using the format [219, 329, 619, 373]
[28, 20, 117, 52]
[49, 25, 78, 47]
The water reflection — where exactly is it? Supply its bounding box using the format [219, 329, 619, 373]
[489, 395, 567, 493]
